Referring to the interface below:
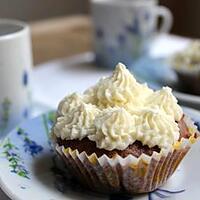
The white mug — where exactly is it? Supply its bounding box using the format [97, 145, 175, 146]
[91, 0, 173, 68]
[0, 19, 32, 137]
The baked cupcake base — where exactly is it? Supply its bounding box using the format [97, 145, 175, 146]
[54, 115, 198, 194]
[56, 143, 190, 194]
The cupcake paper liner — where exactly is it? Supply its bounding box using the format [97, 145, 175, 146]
[54, 116, 198, 194]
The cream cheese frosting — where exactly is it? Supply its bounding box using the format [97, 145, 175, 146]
[54, 94, 100, 140]
[134, 107, 180, 149]
[84, 64, 153, 108]
[57, 93, 84, 116]
[53, 63, 183, 151]
[89, 107, 136, 151]
[145, 87, 183, 121]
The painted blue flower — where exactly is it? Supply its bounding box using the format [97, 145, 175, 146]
[22, 70, 28, 86]
[107, 46, 116, 55]
[16, 164, 29, 173]
[144, 11, 150, 21]
[2, 138, 30, 179]
[23, 139, 43, 156]
[126, 17, 140, 35]
[117, 34, 126, 45]
[17, 128, 43, 157]
[10, 152, 19, 157]
[96, 28, 104, 39]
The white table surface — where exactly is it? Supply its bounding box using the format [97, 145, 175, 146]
[0, 34, 190, 200]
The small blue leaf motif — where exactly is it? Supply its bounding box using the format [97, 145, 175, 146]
[2, 138, 30, 179]
[107, 46, 115, 55]
[117, 34, 126, 46]
[17, 128, 43, 157]
[144, 11, 150, 21]
[22, 70, 28, 87]
[126, 16, 140, 35]
[23, 140, 43, 156]
[96, 28, 104, 39]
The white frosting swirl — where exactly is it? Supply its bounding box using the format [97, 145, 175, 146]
[85, 63, 153, 108]
[89, 108, 136, 150]
[135, 107, 180, 149]
[53, 102, 100, 140]
[53, 63, 183, 151]
[57, 93, 84, 116]
[83, 86, 98, 105]
[145, 87, 183, 121]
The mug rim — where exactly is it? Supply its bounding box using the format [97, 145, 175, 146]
[91, 0, 158, 6]
[0, 19, 29, 41]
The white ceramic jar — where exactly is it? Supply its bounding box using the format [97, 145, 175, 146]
[0, 19, 32, 137]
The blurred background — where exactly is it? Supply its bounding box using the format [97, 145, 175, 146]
[0, 0, 199, 37]
[0, 0, 199, 65]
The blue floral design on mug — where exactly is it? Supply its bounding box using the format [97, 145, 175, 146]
[96, 28, 104, 39]
[22, 70, 28, 87]
[23, 108, 29, 119]
[126, 16, 140, 35]
[117, 33, 126, 46]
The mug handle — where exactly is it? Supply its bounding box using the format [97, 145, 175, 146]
[155, 6, 173, 33]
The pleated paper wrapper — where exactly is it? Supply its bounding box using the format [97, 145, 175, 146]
[55, 116, 199, 194]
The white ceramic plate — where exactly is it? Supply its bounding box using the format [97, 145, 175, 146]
[0, 107, 200, 200]
[32, 52, 200, 111]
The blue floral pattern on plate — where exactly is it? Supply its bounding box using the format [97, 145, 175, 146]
[17, 128, 43, 157]
[0, 108, 199, 200]
[2, 138, 30, 179]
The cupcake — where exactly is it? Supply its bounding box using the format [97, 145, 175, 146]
[51, 63, 199, 194]
[171, 40, 200, 95]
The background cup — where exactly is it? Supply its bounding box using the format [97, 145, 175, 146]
[91, 0, 173, 68]
[0, 19, 32, 137]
